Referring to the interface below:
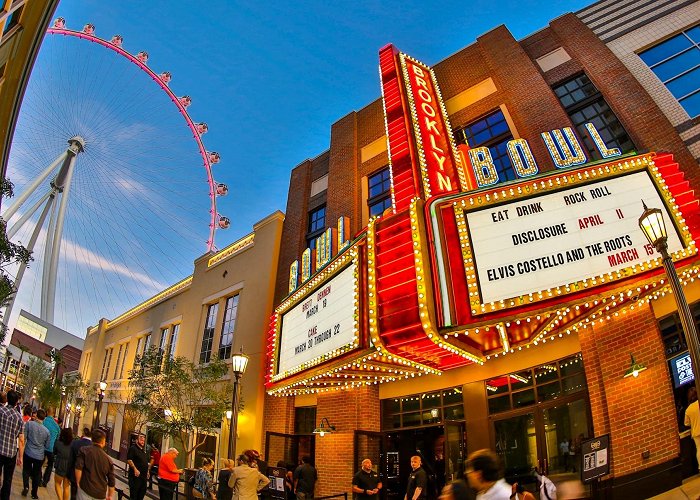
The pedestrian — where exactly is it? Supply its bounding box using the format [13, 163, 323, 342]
[352, 458, 383, 500]
[126, 434, 149, 500]
[229, 453, 271, 500]
[510, 483, 535, 500]
[54, 427, 74, 500]
[464, 449, 511, 500]
[69, 427, 93, 500]
[558, 439, 569, 472]
[0, 391, 6, 405]
[438, 480, 471, 500]
[149, 442, 161, 490]
[217, 459, 235, 500]
[293, 456, 317, 500]
[193, 457, 216, 499]
[43, 410, 61, 486]
[22, 408, 50, 498]
[683, 387, 700, 472]
[0, 390, 25, 500]
[74, 429, 115, 500]
[22, 404, 32, 422]
[157, 447, 184, 500]
[405, 456, 427, 500]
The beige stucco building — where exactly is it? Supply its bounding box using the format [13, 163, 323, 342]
[77, 211, 284, 466]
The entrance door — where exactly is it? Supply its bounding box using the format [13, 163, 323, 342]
[265, 431, 316, 469]
[492, 395, 590, 487]
[443, 421, 466, 483]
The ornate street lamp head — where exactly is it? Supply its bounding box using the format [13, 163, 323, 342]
[638, 201, 667, 250]
[231, 348, 249, 376]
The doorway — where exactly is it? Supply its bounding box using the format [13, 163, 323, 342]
[492, 395, 590, 488]
[265, 431, 316, 470]
[356, 423, 465, 500]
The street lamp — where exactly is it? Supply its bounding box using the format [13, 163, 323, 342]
[228, 348, 249, 459]
[94, 381, 107, 428]
[639, 202, 700, 397]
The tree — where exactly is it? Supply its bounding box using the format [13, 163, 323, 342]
[21, 356, 51, 402]
[127, 347, 231, 464]
[0, 178, 33, 345]
[37, 379, 62, 411]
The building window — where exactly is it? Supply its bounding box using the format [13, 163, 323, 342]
[200, 303, 219, 364]
[2, 6, 23, 35]
[82, 352, 91, 380]
[553, 74, 635, 159]
[219, 295, 239, 360]
[485, 354, 585, 414]
[101, 348, 113, 381]
[119, 345, 129, 379]
[113, 345, 123, 379]
[368, 167, 392, 217]
[306, 205, 326, 250]
[381, 387, 464, 430]
[455, 109, 515, 183]
[639, 26, 700, 118]
[168, 324, 179, 361]
[294, 407, 317, 434]
[157, 328, 169, 370]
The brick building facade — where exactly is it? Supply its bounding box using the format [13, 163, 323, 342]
[264, 2, 700, 499]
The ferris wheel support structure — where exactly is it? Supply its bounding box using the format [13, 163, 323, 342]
[2, 136, 85, 324]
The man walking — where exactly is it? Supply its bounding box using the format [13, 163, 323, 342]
[352, 459, 382, 500]
[70, 427, 93, 500]
[404, 456, 427, 500]
[74, 429, 115, 500]
[0, 390, 25, 500]
[127, 434, 149, 500]
[465, 449, 511, 500]
[22, 408, 50, 498]
[293, 456, 317, 500]
[43, 410, 61, 486]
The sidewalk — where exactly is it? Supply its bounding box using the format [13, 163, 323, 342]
[645, 474, 700, 500]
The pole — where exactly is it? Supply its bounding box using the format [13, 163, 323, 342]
[659, 244, 700, 399]
[228, 372, 241, 459]
[94, 391, 104, 429]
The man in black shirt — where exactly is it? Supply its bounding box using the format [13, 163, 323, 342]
[405, 456, 427, 500]
[126, 434, 149, 500]
[352, 459, 382, 500]
[294, 456, 317, 500]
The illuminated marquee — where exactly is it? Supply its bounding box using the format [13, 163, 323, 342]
[466, 170, 684, 304]
[399, 53, 467, 198]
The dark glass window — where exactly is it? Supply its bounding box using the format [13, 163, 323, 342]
[2, 7, 23, 35]
[486, 353, 585, 414]
[199, 303, 219, 364]
[454, 109, 515, 183]
[306, 205, 326, 250]
[168, 324, 179, 361]
[218, 295, 239, 360]
[554, 74, 635, 159]
[640, 24, 700, 116]
[294, 407, 317, 434]
[368, 167, 392, 217]
[380, 387, 463, 430]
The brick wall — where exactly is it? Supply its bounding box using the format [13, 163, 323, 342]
[262, 394, 296, 460]
[580, 304, 679, 477]
[314, 386, 380, 497]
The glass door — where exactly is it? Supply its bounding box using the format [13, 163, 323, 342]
[444, 421, 466, 483]
[492, 395, 590, 491]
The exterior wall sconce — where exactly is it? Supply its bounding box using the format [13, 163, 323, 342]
[624, 354, 647, 378]
[313, 417, 336, 437]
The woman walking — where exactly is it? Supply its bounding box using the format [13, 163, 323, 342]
[53, 427, 74, 500]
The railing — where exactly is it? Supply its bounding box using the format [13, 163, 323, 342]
[316, 494, 349, 500]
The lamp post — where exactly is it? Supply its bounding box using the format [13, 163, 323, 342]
[639, 202, 700, 397]
[228, 348, 249, 459]
[94, 381, 107, 428]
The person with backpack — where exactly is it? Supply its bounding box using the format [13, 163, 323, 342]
[534, 469, 557, 500]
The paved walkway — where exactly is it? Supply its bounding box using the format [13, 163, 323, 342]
[650, 474, 700, 500]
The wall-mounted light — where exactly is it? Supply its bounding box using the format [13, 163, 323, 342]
[313, 417, 336, 437]
[624, 354, 647, 378]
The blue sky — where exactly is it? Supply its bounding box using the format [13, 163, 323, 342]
[6, 0, 593, 336]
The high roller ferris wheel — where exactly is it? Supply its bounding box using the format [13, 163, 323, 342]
[2, 18, 231, 331]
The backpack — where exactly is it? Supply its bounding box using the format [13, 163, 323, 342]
[536, 474, 557, 500]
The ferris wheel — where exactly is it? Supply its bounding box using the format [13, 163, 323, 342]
[2, 18, 230, 333]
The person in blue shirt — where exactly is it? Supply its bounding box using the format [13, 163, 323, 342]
[22, 408, 50, 499]
[42, 411, 61, 486]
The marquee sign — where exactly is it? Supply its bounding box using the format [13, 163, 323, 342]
[277, 262, 357, 375]
[399, 53, 467, 199]
[465, 170, 684, 304]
